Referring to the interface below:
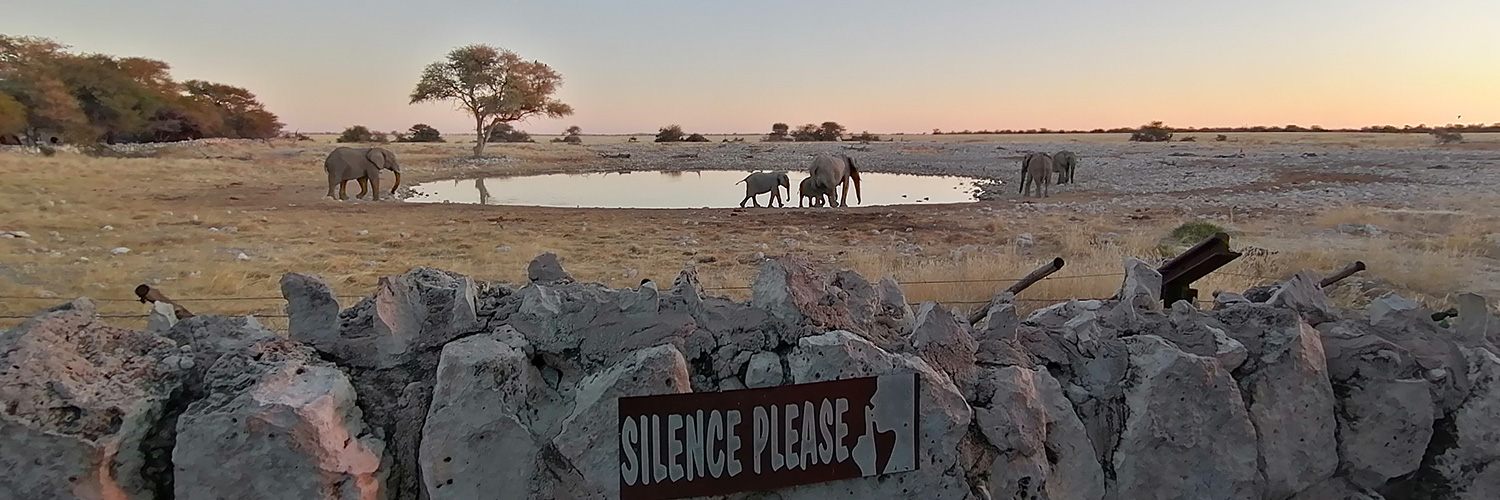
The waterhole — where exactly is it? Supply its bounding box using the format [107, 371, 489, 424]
[407, 170, 989, 209]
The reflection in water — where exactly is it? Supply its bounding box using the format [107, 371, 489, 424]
[407, 170, 987, 209]
[476, 178, 491, 205]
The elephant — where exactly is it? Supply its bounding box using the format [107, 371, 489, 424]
[798, 176, 827, 207]
[737, 172, 791, 207]
[1018, 152, 1053, 198]
[1052, 150, 1078, 184]
[808, 152, 862, 207]
[324, 146, 401, 201]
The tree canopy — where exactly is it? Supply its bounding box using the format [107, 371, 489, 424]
[0, 34, 282, 144]
[410, 44, 573, 156]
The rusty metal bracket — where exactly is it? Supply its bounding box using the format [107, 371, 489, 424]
[967, 257, 1064, 324]
[1156, 232, 1242, 308]
[1318, 261, 1367, 288]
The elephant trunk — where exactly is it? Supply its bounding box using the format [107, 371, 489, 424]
[390, 171, 401, 194]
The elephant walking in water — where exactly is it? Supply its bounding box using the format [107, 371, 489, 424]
[808, 152, 862, 207]
[1018, 152, 1054, 198]
[737, 172, 790, 207]
[324, 146, 402, 201]
[1052, 150, 1079, 184]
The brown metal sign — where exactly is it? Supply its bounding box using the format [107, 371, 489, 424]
[617, 373, 920, 500]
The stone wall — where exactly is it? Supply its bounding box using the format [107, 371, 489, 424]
[3, 253, 1498, 499]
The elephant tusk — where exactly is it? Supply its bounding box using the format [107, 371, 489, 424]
[391, 172, 401, 194]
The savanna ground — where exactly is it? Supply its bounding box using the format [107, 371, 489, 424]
[3, 132, 1500, 333]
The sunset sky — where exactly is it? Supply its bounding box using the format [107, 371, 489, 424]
[5, 0, 1496, 135]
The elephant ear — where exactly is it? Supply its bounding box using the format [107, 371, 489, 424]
[364, 149, 386, 169]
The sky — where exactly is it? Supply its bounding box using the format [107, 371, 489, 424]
[4, 0, 1497, 135]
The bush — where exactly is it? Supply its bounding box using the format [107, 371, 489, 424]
[627, 137, 639, 142]
[397, 124, 444, 143]
[655, 125, 686, 142]
[488, 123, 533, 143]
[552, 134, 583, 144]
[849, 131, 881, 142]
[337, 125, 376, 143]
[684, 133, 710, 142]
[1168, 220, 1226, 245]
[1129, 121, 1173, 142]
[1215, 134, 1228, 142]
[1179, 136, 1196, 142]
[765, 123, 791, 142]
[372, 131, 389, 144]
[1431, 129, 1463, 145]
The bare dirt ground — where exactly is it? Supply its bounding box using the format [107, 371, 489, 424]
[3, 132, 1499, 332]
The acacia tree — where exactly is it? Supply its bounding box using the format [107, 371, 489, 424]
[409, 44, 573, 156]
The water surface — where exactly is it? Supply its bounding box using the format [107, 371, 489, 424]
[406, 170, 988, 209]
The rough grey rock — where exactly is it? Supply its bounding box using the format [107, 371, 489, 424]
[280, 272, 341, 344]
[750, 257, 911, 350]
[1114, 335, 1262, 500]
[146, 300, 178, 334]
[420, 333, 565, 500]
[1336, 378, 1433, 488]
[0, 302, 185, 500]
[744, 350, 784, 388]
[553, 345, 691, 499]
[174, 340, 385, 500]
[1165, 300, 1248, 371]
[1430, 347, 1500, 498]
[161, 316, 278, 396]
[973, 366, 1104, 500]
[313, 267, 481, 369]
[527, 252, 574, 285]
[1243, 320, 1339, 498]
[909, 302, 978, 396]
[1116, 257, 1163, 310]
[1454, 293, 1497, 347]
[783, 331, 973, 498]
[1267, 270, 1338, 325]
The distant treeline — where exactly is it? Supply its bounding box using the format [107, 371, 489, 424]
[0, 35, 283, 145]
[930, 122, 1494, 134]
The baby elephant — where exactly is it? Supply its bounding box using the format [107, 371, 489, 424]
[737, 172, 790, 208]
[799, 176, 827, 207]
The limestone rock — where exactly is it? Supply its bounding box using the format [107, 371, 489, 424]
[173, 340, 385, 500]
[750, 257, 907, 350]
[1336, 378, 1433, 488]
[973, 366, 1104, 500]
[553, 345, 691, 499]
[1431, 347, 1500, 498]
[161, 316, 278, 395]
[1113, 335, 1261, 500]
[1288, 477, 1386, 500]
[909, 302, 978, 396]
[744, 350, 784, 388]
[527, 252, 574, 285]
[1243, 320, 1339, 498]
[314, 267, 481, 369]
[280, 272, 341, 344]
[421, 333, 565, 500]
[782, 331, 973, 498]
[1267, 270, 1338, 325]
[0, 302, 186, 500]
[1116, 257, 1163, 310]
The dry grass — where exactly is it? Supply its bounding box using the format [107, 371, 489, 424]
[4, 134, 1499, 332]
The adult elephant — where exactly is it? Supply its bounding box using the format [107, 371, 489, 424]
[736, 172, 791, 207]
[324, 146, 402, 201]
[1052, 150, 1079, 184]
[808, 152, 862, 208]
[1018, 152, 1053, 198]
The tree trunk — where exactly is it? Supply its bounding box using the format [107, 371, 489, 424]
[472, 116, 487, 157]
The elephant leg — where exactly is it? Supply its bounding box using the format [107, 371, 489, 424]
[369, 174, 382, 201]
[339, 179, 350, 200]
[356, 177, 370, 199]
[326, 171, 339, 199]
[740, 193, 752, 208]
